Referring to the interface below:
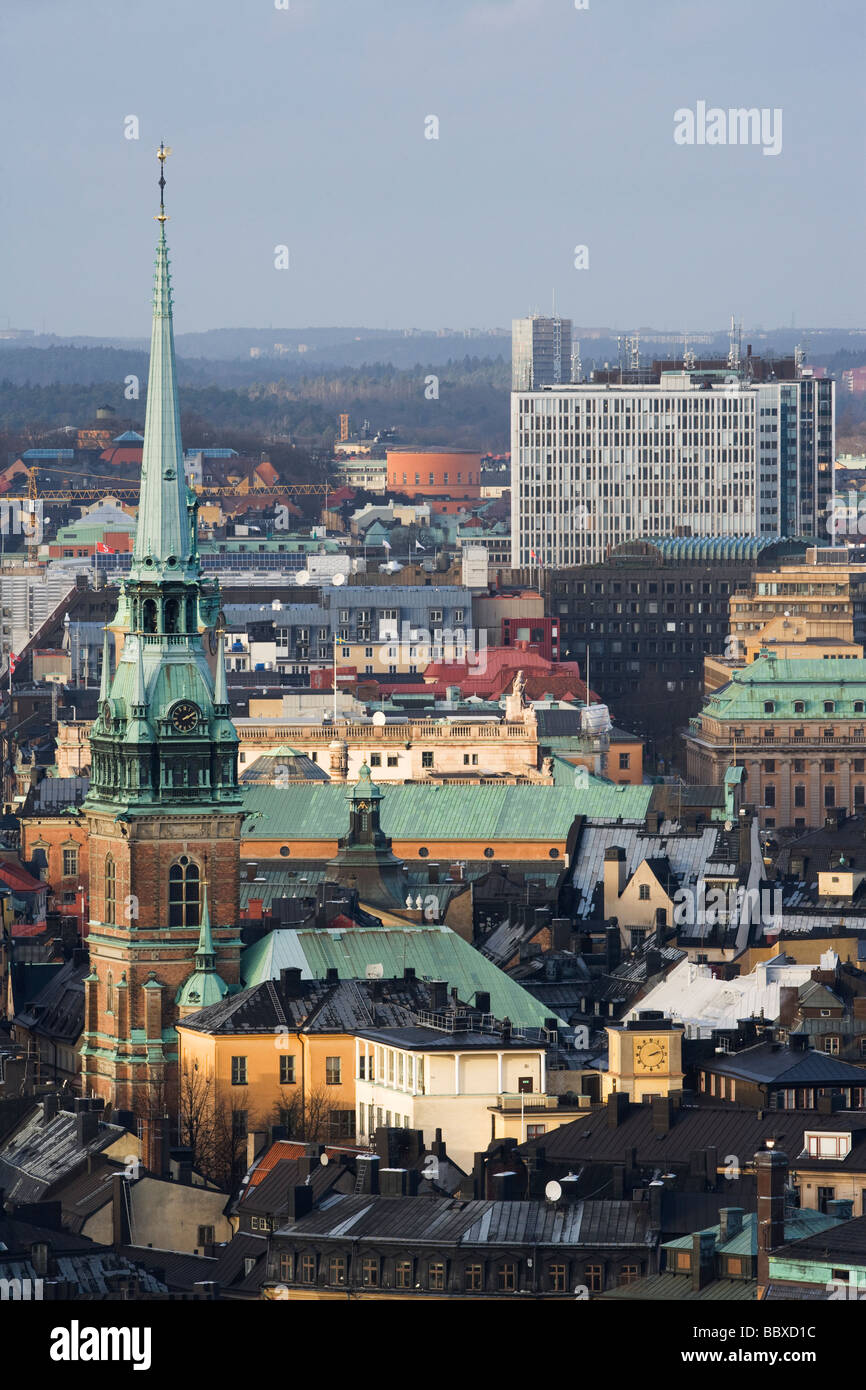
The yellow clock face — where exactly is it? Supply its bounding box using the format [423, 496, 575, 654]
[634, 1037, 668, 1072]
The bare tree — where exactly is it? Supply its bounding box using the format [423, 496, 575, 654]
[270, 1085, 350, 1143]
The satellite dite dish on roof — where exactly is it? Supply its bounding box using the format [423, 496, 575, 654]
[295, 570, 309, 585]
[332, 573, 346, 586]
[724, 820, 733, 831]
[371, 710, 387, 727]
[545, 1180, 563, 1202]
[320, 1153, 329, 1166]
[365, 963, 384, 979]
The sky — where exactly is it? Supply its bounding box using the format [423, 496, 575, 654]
[3, 0, 865, 337]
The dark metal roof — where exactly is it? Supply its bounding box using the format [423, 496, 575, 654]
[28, 776, 89, 813]
[517, 1103, 866, 1170]
[13, 956, 87, 1043]
[703, 1041, 866, 1085]
[598, 1273, 757, 1301]
[774, 1213, 866, 1263]
[0, 1104, 129, 1207]
[179, 976, 461, 1036]
[275, 1195, 654, 1248]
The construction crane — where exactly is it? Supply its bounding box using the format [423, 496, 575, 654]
[21, 466, 330, 503]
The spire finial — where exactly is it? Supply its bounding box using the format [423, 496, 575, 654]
[156, 142, 172, 225]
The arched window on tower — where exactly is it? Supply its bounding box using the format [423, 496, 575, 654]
[186, 596, 196, 633]
[105, 854, 116, 925]
[106, 971, 115, 1014]
[164, 598, 180, 634]
[169, 857, 200, 928]
[143, 598, 157, 633]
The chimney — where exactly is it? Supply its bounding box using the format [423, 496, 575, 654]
[603, 846, 628, 916]
[286, 1185, 314, 1222]
[112, 1173, 132, 1246]
[755, 1144, 788, 1296]
[778, 986, 799, 1029]
[29, 1242, 50, 1279]
[247, 1130, 268, 1172]
[403, 966, 416, 983]
[355, 1154, 379, 1195]
[817, 1092, 845, 1114]
[279, 967, 304, 999]
[430, 1128, 447, 1160]
[429, 980, 448, 1011]
[325, 967, 339, 985]
[167, 1146, 193, 1185]
[75, 1110, 99, 1147]
[500, 1018, 512, 1043]
[651, 1095, 675, 1135]
[738, 810, 751, 867]
[42, 1093, 59, 1125]
[607, 1092, 630, 1128]
[691, 1231, 716, 1292]
[605, 924, 621, 971]
[826, 1199, 854, 1220]
[718, 1207, 744, 1243]
[644, 948, 662, 979]
[491, 1170, 519, 1202]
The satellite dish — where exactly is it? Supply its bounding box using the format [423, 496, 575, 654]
[371, 710, 387, 727]
[545, 1180, 562, 1202]
[295, 570, 309, 585]
[319, 1153, 329, 1167]
[365, 963, 384, 979]
[332, 573, 346, 586]
[724, 820, 733, 831]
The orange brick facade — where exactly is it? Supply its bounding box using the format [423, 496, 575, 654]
[81, 809, 245, 1113]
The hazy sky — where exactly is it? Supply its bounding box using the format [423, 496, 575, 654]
[4, 0, 865, 336]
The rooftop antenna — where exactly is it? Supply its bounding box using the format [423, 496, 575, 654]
[727, 315, 740, 372]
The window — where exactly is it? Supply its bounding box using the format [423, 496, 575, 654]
[387, 756, 398, 767]
[526, 1124, 546, 1140]
[328, 1256, 346, 1285]
[278, 1253, 293, 1282]
[619, 753, 630, 770]
[299, 1254, 316, 1284]
[465, 1263, 482, 1292]
[824, 1036, 840, 1055]
[395, 1260, 412, 1289]
[497, 1262, 517, 1291]
[106, 971, 114, 1014]
[619, 1265, 640, 1286]
[825, 785, 836, 808]
[825, 701, 835, 713]
[232, 1110, 248, 1139]
[105, 854, 116, 925]
[548, 1263, 567, 1292]
[765, 786, 776, 808]
[197, 1225, 215, 1247]
[62, 847, 78, 877]
[794, 785, 806, 807]
[361, 1258, 379, 1287]
[326, 1056, 342, 1086]
[369, 753, 381, 767]
[280, 1055, 296, 1085]
[428, 1262, 446, 1291]
[422, 751, 433, 769]
[794, 702, 805, 714]
[585, 1264, 603, 1292]
[817, 1187, 836, 1214]
[169, 856, 200, 928]
[231, 1056, 248, 1086]
[638, 883, 650, 900]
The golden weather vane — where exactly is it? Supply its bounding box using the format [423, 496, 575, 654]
[155, 142, 173, 223]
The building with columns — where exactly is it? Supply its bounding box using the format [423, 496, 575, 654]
[684, 654, 866, 830]
[79, 152, 244, 1117]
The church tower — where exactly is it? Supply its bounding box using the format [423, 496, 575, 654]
[80, 147, 244, 1112]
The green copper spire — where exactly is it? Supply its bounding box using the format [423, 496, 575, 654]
[176, 878, 229, 1012]
[214, 630, 228, 708]
[131, 144, 195, 578]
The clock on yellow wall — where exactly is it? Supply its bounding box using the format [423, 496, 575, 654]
[634, 1037, 669, 1072]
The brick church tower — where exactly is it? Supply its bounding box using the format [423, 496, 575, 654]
[80, 146, 244, 1113]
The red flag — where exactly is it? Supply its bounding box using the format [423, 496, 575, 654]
[9, 653, 18, 673]
[96, 542, 114, 554]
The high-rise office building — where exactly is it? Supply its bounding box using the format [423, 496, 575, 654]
[510, 364, 834, 568]
[511, 315, 573, 390]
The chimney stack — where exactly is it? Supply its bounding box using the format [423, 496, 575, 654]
[755, 1144, 788, 1297]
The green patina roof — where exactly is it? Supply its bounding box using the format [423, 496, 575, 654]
[662, 1209, 841, 1258]
[700, 656, 866, 722]
[241, 925, 564, 1026]
[241, 777, 652, 843]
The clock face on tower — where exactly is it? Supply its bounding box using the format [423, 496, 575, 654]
[170, 701, 200, 733]
[634, 1037, 669, 1072]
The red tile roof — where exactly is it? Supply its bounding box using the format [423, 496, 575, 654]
[249, 1139, 366, 1186]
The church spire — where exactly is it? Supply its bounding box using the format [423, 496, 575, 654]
[131, 143, 193, 576]
[195, 878, 216, 964]
[214, 629, 228, 709]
